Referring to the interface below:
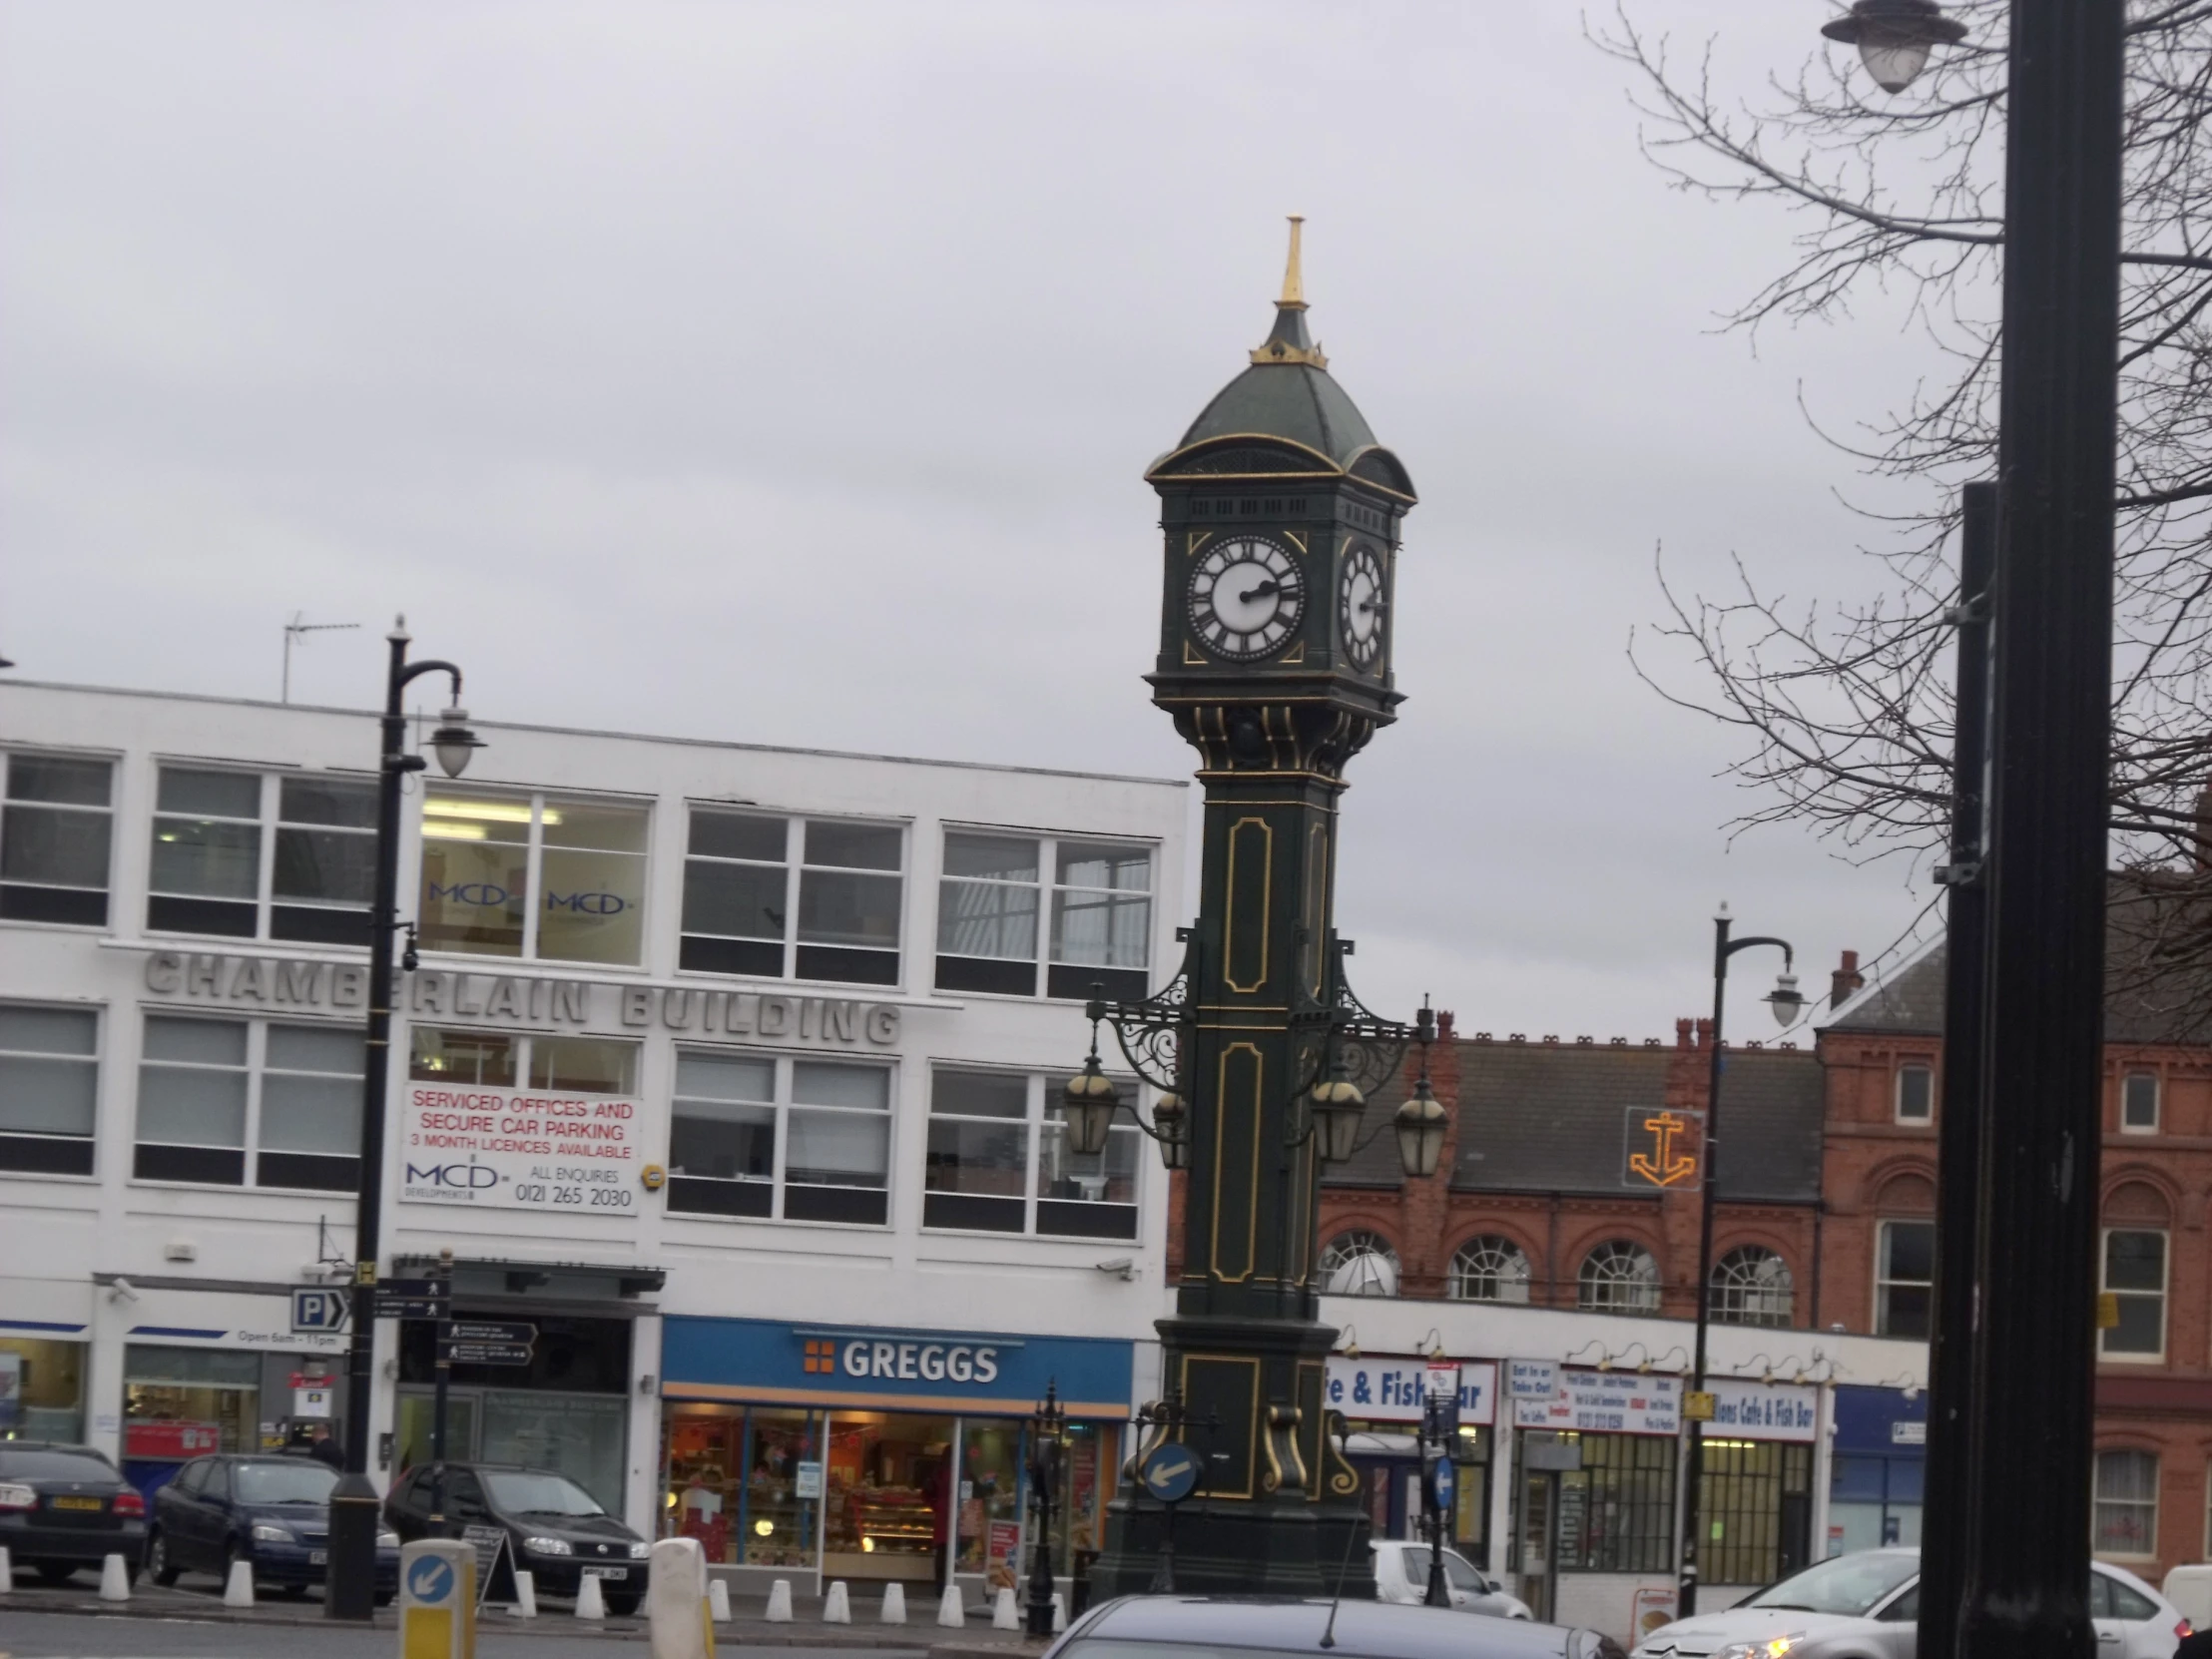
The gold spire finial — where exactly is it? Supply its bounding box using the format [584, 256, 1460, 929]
[1279, 215, 1307, 309]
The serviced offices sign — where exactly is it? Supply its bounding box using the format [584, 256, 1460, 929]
[400, 1081, 640, 1213]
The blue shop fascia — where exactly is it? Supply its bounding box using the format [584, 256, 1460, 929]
[658, 1316, 1134, 1594]
[1827, 1384, 1928, 1554]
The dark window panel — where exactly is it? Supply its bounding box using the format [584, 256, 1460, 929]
[666, 1176, 775, 1219]
[273, 827, 376, 906]
[0, 1133, 94, 1176]
[1037, 1200, 1139, 1241]
[1047, 964, 1147, 1003]
[688, 814, 786, 862]
[679, 935, 785, 977]
[256, 1151, 358, 1192]
[277, 778, 377, 830]
[2, 805, 113, 889]
[783, 1185, 887, 1226]
[0, 884, 107, 927]
[935, 956, 1036, 996]
[147, 895, 258, 937]
[133, 1143, 246, 1185]
[271, 905, 373, 946]
[922, 1192, 1025, 1233]
[795, 945, 898, 986]
[681, 861, 788, 942]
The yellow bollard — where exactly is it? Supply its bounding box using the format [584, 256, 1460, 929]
[398, 1539, 476, 1659]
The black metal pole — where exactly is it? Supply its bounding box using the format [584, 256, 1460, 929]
[1918, 482, 1996, 1659]
[1027, 1385, 1061, 1637]
[1955, 0, 2123, 1652]
[327, 624, 462, 1621]
[1677, 911, 1728, 1617]
[430, 1250, 452, 1535]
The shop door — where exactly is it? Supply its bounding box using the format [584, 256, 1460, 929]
[396, 1391, 481, 1477]
[1517, 1469, 1558, 1624]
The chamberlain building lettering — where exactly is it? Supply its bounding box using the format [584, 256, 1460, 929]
[142, 950, 901, 1047]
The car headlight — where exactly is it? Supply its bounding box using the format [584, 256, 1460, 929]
[376, 1530, 399, 1549]
[523, 1535, 574, 1556]
[628, 1541, 650, 1559]
[1715, 1636, 1809, 1659]
[252, 1522, 295, 1544]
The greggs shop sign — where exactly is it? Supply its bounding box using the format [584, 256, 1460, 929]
[661, 1317, 1134, 1418]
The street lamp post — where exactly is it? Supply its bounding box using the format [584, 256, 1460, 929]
[1820, 6, 2122, 1657]
[1676, 907, 1800, 1618]
[325, 618, 482, 1623]
[1027, 1382, 1066, 1638]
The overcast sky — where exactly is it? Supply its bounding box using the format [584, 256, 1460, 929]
[0, 1, 1951, 1041]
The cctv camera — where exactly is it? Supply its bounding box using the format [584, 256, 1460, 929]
[1094, 1258, 1136, 1281]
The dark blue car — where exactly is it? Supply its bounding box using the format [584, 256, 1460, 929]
[148, 1454, 397, 1601]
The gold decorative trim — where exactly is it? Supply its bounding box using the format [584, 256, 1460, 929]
[1183, 641, 1208, 666]
[1278, 642, 1306, 666]
[1223, 817, 1275, 993]
[1284, 530, 1308, 554]
[1211, 1042, 1265, 1283]
[1187, 530, 1215, 558]
[1179, 1353, 1262, 1501]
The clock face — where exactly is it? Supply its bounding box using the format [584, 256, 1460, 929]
[1188, 536, 1306, 662]
[1339, 544, 1386, 671]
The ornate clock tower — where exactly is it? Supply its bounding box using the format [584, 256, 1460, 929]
[1089, 220, 1418, 1599]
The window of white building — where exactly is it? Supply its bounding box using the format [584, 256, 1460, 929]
[418, 792, 648, 967]
[664, 1049, 892, 1226]
[134, 1014, 364, 1191]
[1, 754, 114, 927]
[679, 812, 902, 986]
[147, 769, 378, 945]
[0, 1004, 100, 1176]
[921, 1067, 1139, 1239]
[935, 832, 1153, 1002]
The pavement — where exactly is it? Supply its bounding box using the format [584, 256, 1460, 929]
[0, 1564, 1036, 1655]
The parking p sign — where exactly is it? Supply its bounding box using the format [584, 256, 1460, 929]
[290, 1288, 349, 1335]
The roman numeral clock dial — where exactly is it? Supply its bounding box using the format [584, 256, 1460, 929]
[1188, 535, 1305, 661]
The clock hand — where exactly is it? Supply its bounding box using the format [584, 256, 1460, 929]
[1240, 581, 1286, 603]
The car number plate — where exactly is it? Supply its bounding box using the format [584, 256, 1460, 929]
[51, 1495, 103, 1511]
[310, 1550, 328, 1565]
[580, 1564, 627, 1579]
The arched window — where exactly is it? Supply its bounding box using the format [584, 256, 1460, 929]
[1449, 1236, 1532, 1304]
[1709, 1246, 1795, 1328]
[1320, 1231, 1399, 1297]
[1577, 1240, 1659, 1313]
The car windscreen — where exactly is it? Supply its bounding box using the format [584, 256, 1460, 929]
[1744, 1553, 1920, 1617]
[0, 1449, 118, 1482]
[483, 1471, 605, 1517]
[234, 1461, 339, 1505]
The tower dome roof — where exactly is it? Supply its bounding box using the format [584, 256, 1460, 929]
[1147, 219, 1414, 502]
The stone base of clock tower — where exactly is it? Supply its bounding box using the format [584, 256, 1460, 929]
[1089, 1314, 1376, 1601]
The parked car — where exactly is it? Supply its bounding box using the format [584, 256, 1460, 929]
[1370, 1539, 1533, 1617]
[148, 1453, 398, 1601]
[383, 1461, 649, 1616]
[1630, 1547, 2190, 1659]
[1043, 1593, 1621, 1659]
[0, 1441, 147, 1586]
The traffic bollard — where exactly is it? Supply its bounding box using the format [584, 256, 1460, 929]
[576, 1572, 608, 1620]
[708, 1578, 731, 1622]
[512, 1569, 537, 1618]
[0, 1544, 13, 1594]
[937, 1584, 966, 1626]
[879, 1582, 906, 1624]
[646, 1536, 714, 1659]
[224, 1556, 255, 1607]
[98, 1553, 131, 1602]
[398, 1538, 476, 1659]
[824, 1581, 851, 1623]
[993, 1587, 1019, 1630]
[766, 1577, 794, 1621]
[1053, 1592, 1067, 1632]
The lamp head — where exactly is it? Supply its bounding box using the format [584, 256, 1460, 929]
[1820, 0, 1966, 93]
[1766, 971, 1806, 1027]
[1309, 1075, 1367, 1165]
[1059, 1055, 1121, 1157]
[1393, 1078, 1448, 1179]
[1150, 1090, 1189, 1172]
[429, 707, 485, 779]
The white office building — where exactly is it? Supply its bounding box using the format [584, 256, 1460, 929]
[0, 675, 1188, 1599]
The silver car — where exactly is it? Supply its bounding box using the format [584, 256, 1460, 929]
[1633, 1548, 2189, 1659]
[1370, 1540, 1533, 1618]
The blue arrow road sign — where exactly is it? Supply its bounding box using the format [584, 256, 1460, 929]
[1140, 1442, 1201, 1505]
[407, 1554, 455, 1606]
[1426, 1455, 1456, 1514]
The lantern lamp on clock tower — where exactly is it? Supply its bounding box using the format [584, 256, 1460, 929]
[1069, 219, 1443, 1599]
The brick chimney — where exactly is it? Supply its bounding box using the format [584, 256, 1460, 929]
[1831, 948, 1866, 1009]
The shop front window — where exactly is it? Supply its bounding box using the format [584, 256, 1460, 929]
[0, 1336, 87, 1441]
[827, 1412, 951, 1581]
[956, 1419, 1023, 1589]
[480, 1391, 628, 1516]
[122, 1346, 262, 1467]
[1048, 1420, 1117, 1576]
[419, 792, 648, 966]
[1699, 1438, 1814, 1587]
[746, 1409, 826, 1568]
